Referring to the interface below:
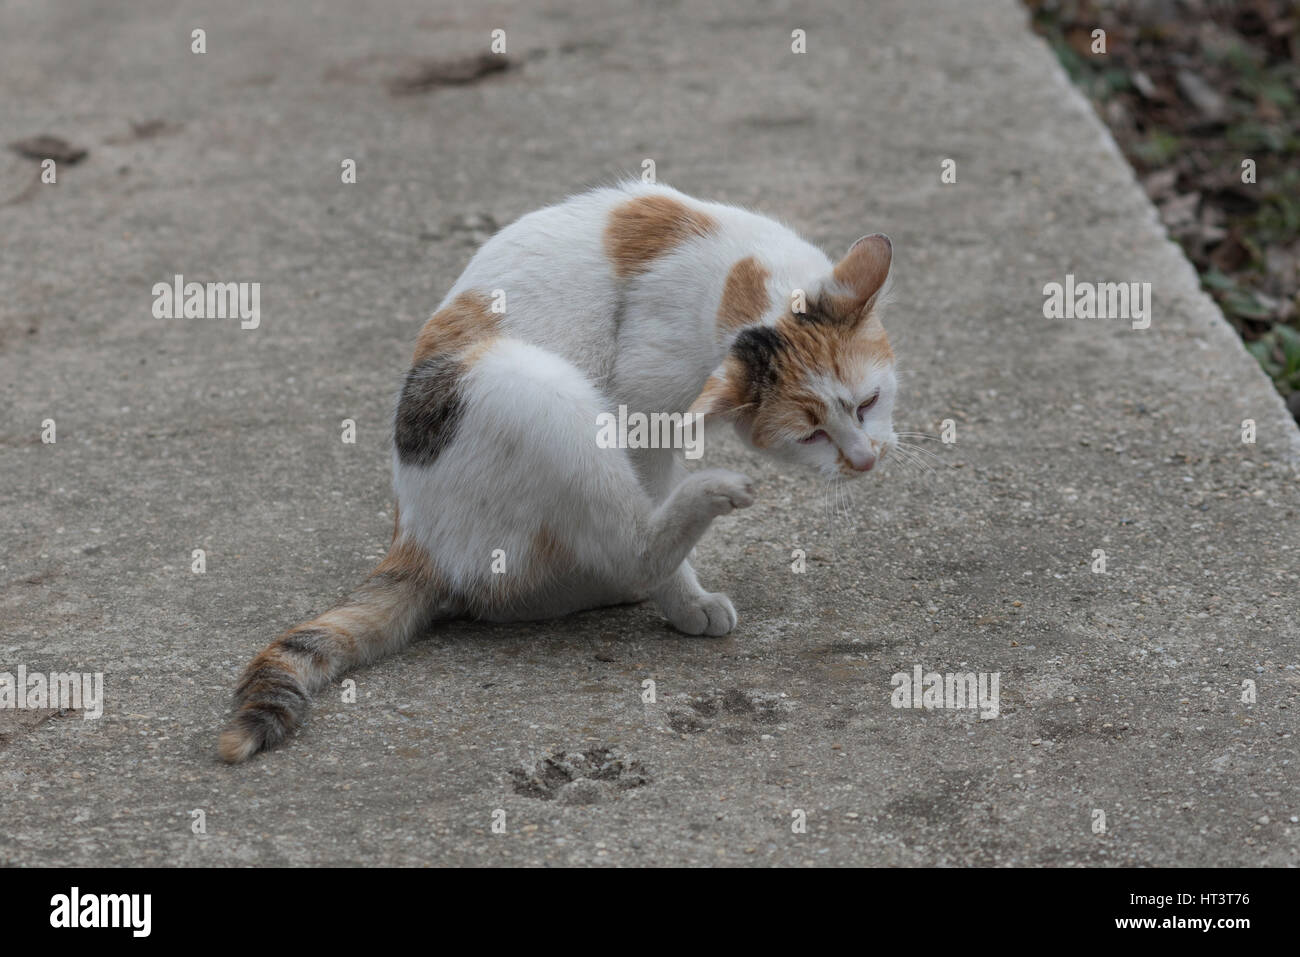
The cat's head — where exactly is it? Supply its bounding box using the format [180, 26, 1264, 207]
[692, 234, 897, 479]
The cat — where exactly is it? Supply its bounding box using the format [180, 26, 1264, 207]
[218, 181, 898, 762]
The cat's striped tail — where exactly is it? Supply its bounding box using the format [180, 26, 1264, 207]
[218, 539, 444, 763]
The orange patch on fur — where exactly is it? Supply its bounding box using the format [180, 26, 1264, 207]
[413, 291, 497, 364]
[689, 357, 747, 417]
[461, 334, 501, 366]
[697, 318, 893, 448]
[531, 522, 571, 568]
[374, 538, 436, 584]
[751, 388, 827, 448]
[475, 522, 574, 613]
[306, 611, 358, 654]
[756, 318, 893, 446]
[298, 538, 442, 647]
[716, 256, 770, 336]
[858, 312, 894, 362]
[604, 195, 718, 278]
[775, 315, 892, 382]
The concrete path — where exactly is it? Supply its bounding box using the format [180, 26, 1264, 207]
[2, 0, 1297, 866]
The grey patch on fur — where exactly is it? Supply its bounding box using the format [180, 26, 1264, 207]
[278, 628, 332, 668]
[601, 287, 628, 387]
[394, 354, 468, 467]
[729, 324, 786, 401]
[610, 287, 627, 343]
[234, 665, 308, 712]
[226, 703, 296, 753]
[792, 295, 845, 327]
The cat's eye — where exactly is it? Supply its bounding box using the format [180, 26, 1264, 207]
[800, 429, 829, 444]
[856, 392, 880, 421]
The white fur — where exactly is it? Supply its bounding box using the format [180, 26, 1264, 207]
[395, 182, 893, 635]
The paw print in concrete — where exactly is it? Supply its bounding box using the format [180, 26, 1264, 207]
[509, 747, 649, 804]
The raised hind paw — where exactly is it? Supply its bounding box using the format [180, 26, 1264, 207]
[683, 469, 756, 518]
[660, 589, 738, 636]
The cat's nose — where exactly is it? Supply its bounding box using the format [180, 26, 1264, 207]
[847, 453, 876, 472]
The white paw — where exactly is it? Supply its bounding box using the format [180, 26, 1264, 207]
[662, 590, 738, 637]
[691, 469, 756, 516]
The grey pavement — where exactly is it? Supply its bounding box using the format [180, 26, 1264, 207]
[2, 0, 1298, 866]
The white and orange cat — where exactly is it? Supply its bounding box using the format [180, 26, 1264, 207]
[220, 182, 898, 762]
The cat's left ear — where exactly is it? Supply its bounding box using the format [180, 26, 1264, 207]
[825, 233, 892, 323]
[689, 360, 756, 432]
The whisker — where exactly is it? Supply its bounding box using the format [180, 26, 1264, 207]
[897, 442, 945, 460]
[886, 452, 919, 475]
[896, 442, 953, 470]
[820, 476, 837, 527]
[892, 446, 935, 475]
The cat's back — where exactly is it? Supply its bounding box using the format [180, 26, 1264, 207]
[432, 182, 828, 385]
[435, 184, 639, 368]
[443, 182, 645, 308]
[442, 180, 812, 306]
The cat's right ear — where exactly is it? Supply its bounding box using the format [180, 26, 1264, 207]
[824, 233, 892, 322]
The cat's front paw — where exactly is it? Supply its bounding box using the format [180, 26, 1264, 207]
[662, 590, 737, 637]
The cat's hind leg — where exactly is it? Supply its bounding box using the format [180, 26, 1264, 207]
[631, 447, 743, 636]
[395, 337, 755, 623]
